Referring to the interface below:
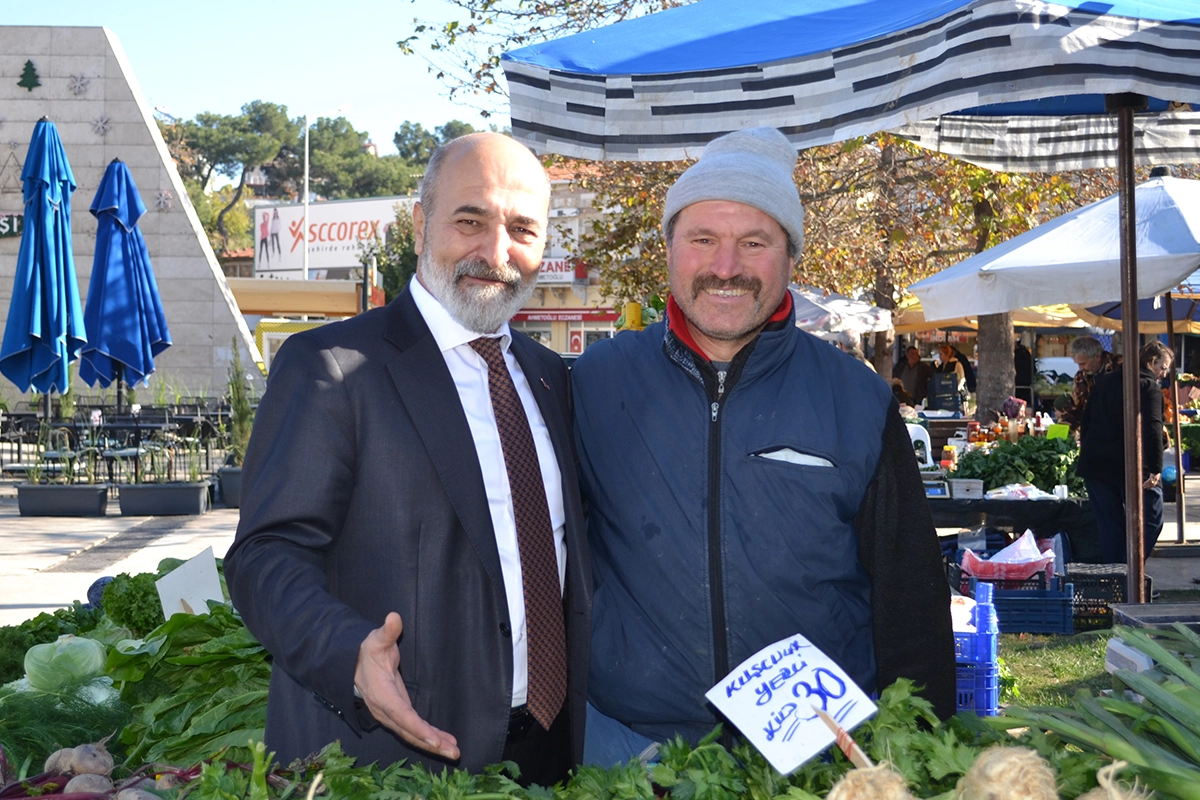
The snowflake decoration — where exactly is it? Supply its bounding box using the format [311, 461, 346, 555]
[155, 190, 173, 211]
[8, 141, 17, 151]
[91, 115, 111, 137]
[67, 74, 90, 96]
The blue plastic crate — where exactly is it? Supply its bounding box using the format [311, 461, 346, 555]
[954, 628, 999, 665]
[990, 577, 1075, 635]
[956, 663, 1000, 716]
[954, 583, 999, 664]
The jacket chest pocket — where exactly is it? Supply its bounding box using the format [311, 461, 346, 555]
[743, 444, 859, 523]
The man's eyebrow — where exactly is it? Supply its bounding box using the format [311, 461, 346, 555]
[451, 204, 490, 217]
[510, 215, 542, 229]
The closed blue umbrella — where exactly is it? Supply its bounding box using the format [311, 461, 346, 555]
[79, 159, 171, 404]
[0, 118, 86, 394]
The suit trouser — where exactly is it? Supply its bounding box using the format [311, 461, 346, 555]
[1085, 478, 1164, 563]
[501, 705, 571, 787]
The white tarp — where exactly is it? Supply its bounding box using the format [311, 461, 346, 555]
[909, 177, 1200, 322]
[789, 285, 890, 335]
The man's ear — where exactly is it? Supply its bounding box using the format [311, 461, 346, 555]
[412, 202, 425, 256]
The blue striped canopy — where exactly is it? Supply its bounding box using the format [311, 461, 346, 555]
[79, 159, 171, 389]
[0, 119, 86, 393]
[502, 0, 1200, 161]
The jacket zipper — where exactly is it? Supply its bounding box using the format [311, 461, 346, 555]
[708, 369, 728, 689]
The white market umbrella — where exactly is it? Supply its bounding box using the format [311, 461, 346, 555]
[909, 177, 1200, 321]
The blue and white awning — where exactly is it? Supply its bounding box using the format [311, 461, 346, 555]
[502, 0, 1200, 162]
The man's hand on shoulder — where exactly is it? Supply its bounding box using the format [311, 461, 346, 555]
[355, 612, 460, 760]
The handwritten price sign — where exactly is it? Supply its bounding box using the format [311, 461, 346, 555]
[704, 634, 876, 774]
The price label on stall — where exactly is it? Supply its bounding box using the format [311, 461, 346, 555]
[705, 634, 876, 775]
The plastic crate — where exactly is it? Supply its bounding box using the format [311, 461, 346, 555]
[1066, 564, 1128, 632]
[954, 627, 999, 664]
[956, 662, 1000, 716]
[948, 562, 1046, 594]
[954, 582, 999, 665]
[986, 577, 1075, 635]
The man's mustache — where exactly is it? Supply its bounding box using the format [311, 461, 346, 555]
[691, 274, 762, 298]
[454, 258, 521, 289]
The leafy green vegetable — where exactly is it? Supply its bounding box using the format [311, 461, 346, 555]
[23, 635, 107, 692]
[950, 435, 1084, 494]
[110, 603, 271, 766]
[0, 678, 130, 772]
[0, 603, 103, 684]
[102, 573, 165, 637]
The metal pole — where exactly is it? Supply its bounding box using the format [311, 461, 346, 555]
[1110, 94, 1146, 603]
[303, 114, 310, 281]
[1165, 293, 1186, 543]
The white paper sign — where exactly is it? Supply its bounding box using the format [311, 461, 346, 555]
[705, 634, 877, 775]
[155, 547, 224, 618]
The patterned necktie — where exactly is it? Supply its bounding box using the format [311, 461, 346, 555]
[469, 336, 567, 729]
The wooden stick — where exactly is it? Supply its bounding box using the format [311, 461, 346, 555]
[812, 706, 873, 769]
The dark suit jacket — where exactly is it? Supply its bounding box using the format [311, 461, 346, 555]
[224, 290, 591, 773]
[1077, 366, 1165, 486]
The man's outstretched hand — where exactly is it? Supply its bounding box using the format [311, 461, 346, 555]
[354, 612, 460, 760]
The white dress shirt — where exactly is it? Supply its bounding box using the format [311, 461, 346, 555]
[409, 277, 567, 708]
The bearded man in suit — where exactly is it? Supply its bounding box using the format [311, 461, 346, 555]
[225, 132, 590, 786]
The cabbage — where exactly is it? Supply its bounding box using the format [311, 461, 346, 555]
[24, 634, 107, 691]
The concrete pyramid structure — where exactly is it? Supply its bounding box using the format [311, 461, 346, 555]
[0, 26, 261, 402]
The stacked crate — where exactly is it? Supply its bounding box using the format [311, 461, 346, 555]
[954, 583, 1001, 716]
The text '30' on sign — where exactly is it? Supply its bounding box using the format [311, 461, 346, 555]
[705, 634, 876, 775]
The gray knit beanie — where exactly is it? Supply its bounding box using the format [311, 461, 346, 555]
[662, 127, 804, 253]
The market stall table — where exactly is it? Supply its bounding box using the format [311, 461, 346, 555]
[928, 495, 1102, 562]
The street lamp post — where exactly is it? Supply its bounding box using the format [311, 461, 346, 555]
[303, 115, 310, 281]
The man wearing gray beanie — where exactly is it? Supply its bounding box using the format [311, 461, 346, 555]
[571, 126, 955, 765]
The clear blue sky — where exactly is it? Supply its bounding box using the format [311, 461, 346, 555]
[6, 0, 504, 154]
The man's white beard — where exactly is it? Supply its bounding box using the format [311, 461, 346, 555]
[419, 250, 538, 334]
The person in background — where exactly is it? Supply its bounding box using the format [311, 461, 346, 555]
[893, 346, 934, 404]
[1014, 341, 1034, 406]
[1077, 341, 1173, 564]
[224, 133, 590, 785]
[949, 343, 976, 394]
[889, 377, 916, 406]
[570, 126, 955, 767]
[935, 343, 967, 395]
[1059, 336, 1120, 434]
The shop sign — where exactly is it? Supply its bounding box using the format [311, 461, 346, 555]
[0, 213, 22, 239]
[512, 309, 618, 322]
[537, 258, 577, 284]
[253, 196, 413, 278]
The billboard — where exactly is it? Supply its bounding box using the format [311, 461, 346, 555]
[253, 196, 414, 280]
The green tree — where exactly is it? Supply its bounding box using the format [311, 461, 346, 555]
[163, 105, 424, 253]
[272, 116, 421, 200]
[182, 178, 254, 254]
[359, 203, 418, 303]
[392, 119, 478, 165]
[161, 101, 295, 252]
[393, 121, 439, 164]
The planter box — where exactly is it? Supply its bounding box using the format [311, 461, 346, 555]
[17, 483, 109, 517]
[218, 466, 242, 508]
[119, 482, 210, 516]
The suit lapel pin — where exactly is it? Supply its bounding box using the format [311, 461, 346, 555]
[540, 377, 551, 391]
